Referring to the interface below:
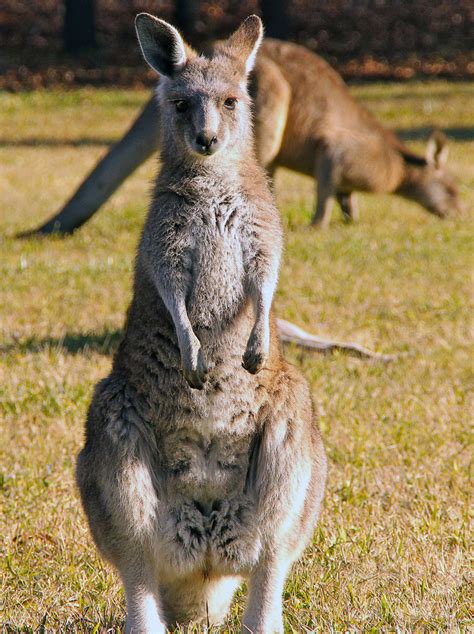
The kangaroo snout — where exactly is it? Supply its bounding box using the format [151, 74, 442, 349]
[194, 131, 219, 156]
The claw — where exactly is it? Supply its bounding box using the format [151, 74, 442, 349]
[183, 369, 207, 390]
[182, 349, 208, 389]
[242, 350, 267, 375]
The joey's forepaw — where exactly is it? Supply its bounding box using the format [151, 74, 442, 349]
[183, 350, 208, 390]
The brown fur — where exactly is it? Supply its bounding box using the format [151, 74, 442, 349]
[255, 39, 463, 226]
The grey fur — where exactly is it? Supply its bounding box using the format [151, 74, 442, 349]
[76, 14, 326, 633]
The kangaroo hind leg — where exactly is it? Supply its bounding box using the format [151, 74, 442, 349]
[76, 376, 166, 633]
[121, 558, 165, 634]
[311, 154, 336, 229]
[337, 191, 360, 223]
[243, 555, 292, 634]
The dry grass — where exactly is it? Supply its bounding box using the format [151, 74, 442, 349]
[0, 81, 473, 632]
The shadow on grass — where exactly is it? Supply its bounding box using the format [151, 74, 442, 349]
[397, 126, 474, 142]
[2, 617, 125, 634]
[1, 127, 473, 149]
[0, 136, 116, 148]
[1, 329, 123, 356]
[355, 84, 474, 100]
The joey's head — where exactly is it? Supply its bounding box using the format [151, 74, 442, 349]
[400, 131, 463, 218]
[135, 13, 263, 165]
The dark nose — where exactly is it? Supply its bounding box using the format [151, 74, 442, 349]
[195, 132, 218, 154]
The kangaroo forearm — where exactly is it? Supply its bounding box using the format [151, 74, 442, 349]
[248, 245, 280, 320]
[148, 262, 207, 389]
[250, 280, 275, 346]
[28, 96, 160, 235]
[242, 263, 279, 374]
[165, 295, 194, 352]
[151, 268, 193, 347]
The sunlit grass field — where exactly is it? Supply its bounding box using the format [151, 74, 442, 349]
[1, 81, 473, 631]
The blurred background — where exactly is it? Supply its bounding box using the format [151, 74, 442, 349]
[1, 0, 473, 90]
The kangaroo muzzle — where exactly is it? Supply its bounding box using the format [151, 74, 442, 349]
[194, 131, 219, 156]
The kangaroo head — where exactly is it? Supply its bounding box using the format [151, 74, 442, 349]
[135, 13, 263, 165]
[401, 131, 463, 218]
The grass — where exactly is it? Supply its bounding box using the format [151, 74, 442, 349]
[1, 81, 473, 632]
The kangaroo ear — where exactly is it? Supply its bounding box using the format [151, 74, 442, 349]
[426, 130, 449, 169]
[226, 15, 264, 75]
[135, 13, 194, 77]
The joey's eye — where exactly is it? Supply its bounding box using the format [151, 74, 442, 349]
[224, 97, 237, 110]
[175, 100, 188, 113]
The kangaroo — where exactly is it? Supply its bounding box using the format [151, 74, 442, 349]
[76, 14, 327, 634]
[29, 41, 462, 236]
[257, 40, 462, 228]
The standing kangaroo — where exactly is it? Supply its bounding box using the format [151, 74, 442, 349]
[76, 14, 327, 634]
[29, 41, 462, 236]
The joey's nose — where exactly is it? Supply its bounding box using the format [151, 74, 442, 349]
[195, 131, 218, 155]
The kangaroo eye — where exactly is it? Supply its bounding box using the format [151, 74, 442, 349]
[224, 97, 237, 110]
[175, 100, 188, 113]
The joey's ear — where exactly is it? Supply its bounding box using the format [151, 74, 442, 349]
[426, 130, 449, 169]
[135, 13, 194, 77]
[226, 15, 263, 75]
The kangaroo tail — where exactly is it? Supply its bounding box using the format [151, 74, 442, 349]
[276, 318, 395, 361]
[18, 94, 160, 236]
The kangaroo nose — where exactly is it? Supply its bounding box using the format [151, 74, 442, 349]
[195, 132, 218, 154]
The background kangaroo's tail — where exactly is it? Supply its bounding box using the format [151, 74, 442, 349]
[18, 95, 160, 236]
[276, 318, 395, 361]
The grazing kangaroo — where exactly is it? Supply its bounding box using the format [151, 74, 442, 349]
[76, 14, 327, 634]
[29, 42, 462, 236]
[255, 41, 462, 227]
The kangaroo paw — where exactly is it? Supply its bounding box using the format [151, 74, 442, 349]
[182, 348, 208, 389]
[242, 330, 268, 374]
[242, 349, 267, 374]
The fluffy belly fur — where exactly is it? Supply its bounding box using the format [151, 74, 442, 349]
[158, 427, 262, 576]
[160, 495, 261, 576]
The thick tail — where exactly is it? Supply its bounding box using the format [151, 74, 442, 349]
[18, 95, 160, 236]
[276, 318, 395, 361]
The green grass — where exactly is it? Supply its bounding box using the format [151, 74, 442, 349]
[1, 81, 473, 632]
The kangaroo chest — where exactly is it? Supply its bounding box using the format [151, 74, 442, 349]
[184, 189, 250, 329]
[188, 230, 245, 329]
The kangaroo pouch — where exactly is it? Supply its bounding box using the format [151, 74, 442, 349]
[158, 427, 262, 575]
